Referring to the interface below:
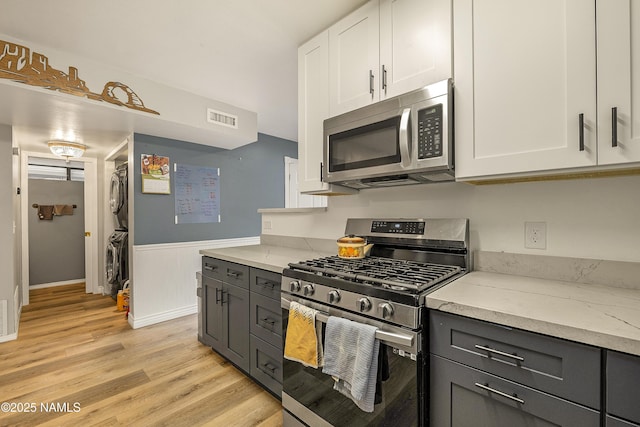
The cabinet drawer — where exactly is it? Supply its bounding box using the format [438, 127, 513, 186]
[250, 292, 282, 348]
[430, 311, 601, 409]
[607, 350, 640, 424]
[430, 354, 600, 427]
[250, 335, 282, 397]
[250, 268, 281, 300]
[202, 257, 225, 280]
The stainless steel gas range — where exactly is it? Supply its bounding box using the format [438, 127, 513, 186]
[280, 218, 470, 427]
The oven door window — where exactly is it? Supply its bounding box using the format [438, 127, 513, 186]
[328, 116, 402, 172]
[282, 309, 423, 426]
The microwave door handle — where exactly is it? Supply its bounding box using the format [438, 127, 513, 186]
[399, 108, 411, 168]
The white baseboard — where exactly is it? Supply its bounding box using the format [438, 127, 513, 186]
[128, 304, 198, 329]
[30, 279, 86, 290]
[0, 332, 17, 343]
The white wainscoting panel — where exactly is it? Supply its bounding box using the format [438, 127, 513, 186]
[129, 236, 260, 329]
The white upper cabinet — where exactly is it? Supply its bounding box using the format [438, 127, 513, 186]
[329, 1, 381, 117]
[379, 0, 452, 99]
[298, 32, 358, 195]
[329, 0, 452, 117]
[597, 1, 640, 166]
[454, 0, 597, 180]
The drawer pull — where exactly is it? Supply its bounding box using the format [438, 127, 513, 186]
[204, 265, 217, 272]
[261, 362, 277, 374]
[260, 317, 276, 327]
[475, 383, 525, 404]
[474, 344, 524, 362]
[258, 280, 276, 289]
[227, 271, 240, 279]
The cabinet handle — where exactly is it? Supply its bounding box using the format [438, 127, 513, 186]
[612, 107, 618, 147]
[579, 113, 585, 151]
[320, 162, 324, 181]
[474, 344, 525, 362]
[204, 265, 217, 272]
[369, 70, 374, 97]
[226, 271, 240, 279]
[215, 288, 221, 304]
[260, 317, 276, 327]
[258, 280, 276, 290]
[220, 290, 226, 306]
[381, 64, 387, 93]
[475, 383, 525, 404]
[261, 362, 277, 375]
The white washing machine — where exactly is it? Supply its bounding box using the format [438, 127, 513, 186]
[106, 230, 128, 298]
[109, 164, 128, 230]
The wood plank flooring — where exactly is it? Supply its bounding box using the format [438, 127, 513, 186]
[0, 284, 283, 426]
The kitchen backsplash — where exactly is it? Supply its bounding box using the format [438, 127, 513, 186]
[260, 174, 640, 263]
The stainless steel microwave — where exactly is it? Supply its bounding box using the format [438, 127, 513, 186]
[323, 79, 454, 189]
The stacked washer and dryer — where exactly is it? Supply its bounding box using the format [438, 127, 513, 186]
[106, 163, 129, 299]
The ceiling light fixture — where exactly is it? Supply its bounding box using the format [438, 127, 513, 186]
[48, 140, 86, 161]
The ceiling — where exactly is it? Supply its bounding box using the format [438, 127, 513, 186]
[0, 0, 366, 157]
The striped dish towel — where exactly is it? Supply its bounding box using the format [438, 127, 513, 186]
[322, 316, 380, 412]
[284, 301, 324, 368]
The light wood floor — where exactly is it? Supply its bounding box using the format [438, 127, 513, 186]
[0, 283, 283, 426]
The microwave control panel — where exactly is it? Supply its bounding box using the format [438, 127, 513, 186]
[417, 104, 443, 159]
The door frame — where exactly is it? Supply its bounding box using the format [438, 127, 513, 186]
[20, 151, 99, 305]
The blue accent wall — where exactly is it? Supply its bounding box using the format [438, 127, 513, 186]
[133, 133, 297, 245]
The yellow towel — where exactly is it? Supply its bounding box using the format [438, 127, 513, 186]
[284, 301, 324, 368]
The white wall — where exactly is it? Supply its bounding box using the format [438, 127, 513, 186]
[261, 175, 640, 263]
[128, 236, 259, 329]
[0, 125, 17, 339]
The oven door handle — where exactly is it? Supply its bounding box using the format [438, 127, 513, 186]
[281, 298, 414, 348]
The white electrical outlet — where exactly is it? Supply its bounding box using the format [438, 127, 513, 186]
[525, 221, 547, 249]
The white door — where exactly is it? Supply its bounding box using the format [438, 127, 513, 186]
[83, 159, 98, 294]
[379, 0, 452, 99]
[597, 0, 640, 165]
[454, 0, 597, 179]
[329, 0, 380, 116]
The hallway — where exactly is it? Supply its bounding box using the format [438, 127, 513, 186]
[0, 284, 282, 426]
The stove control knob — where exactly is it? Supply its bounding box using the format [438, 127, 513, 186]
[357, 297, 372, 312]
[303, 284, 315, 296]
[379, 303, 394, 320]
[289, 281, 301, 293]
[328, 290, 341, 304]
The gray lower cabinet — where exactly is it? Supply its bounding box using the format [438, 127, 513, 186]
[201, 256, 282, 398]
[430, 311, 601, 426]
[430, 355, 600, 427]
[201, 257, 250, 373]
[249, 268, 282, 397]
[607, 350, 640, 426]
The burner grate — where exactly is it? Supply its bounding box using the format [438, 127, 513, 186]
[288, 255, 461, 292]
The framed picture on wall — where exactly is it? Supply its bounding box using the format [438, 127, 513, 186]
[141, 154, 171, 194]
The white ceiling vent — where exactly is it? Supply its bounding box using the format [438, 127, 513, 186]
[207, 108, 238, 129]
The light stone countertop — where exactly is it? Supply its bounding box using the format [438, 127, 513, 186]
[199, 241, 334, 274]
[426, 271, 640, 356]
[200, 243, 640, 356]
